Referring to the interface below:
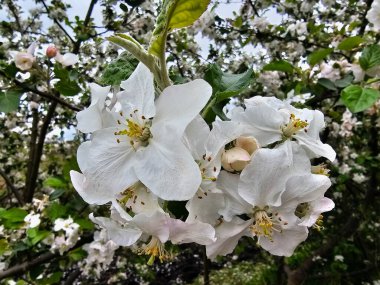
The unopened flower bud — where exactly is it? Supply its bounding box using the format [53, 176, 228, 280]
[46, 45, 58, 58]
[221, 147, 251, 172]
[235, 136, 260, 155]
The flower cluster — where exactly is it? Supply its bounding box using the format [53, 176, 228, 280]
[71, 62, 335, 263]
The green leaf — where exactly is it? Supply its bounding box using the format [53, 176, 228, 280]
[337, 36, 363, 51]
[0, 88, 23, 113]
[149, 0, 211, 57]
[44, 177, 66, 189]
[0, 239, 9, 255]
[335, 74, 354, 88]
[263, 60, 294, 73]
[75, 218, 94, 230]
[0, 208, 28, 222]
[359, 45, 380, 70]
[99, 52, 139, 86]
[37, 272, 63, 285]
[69, 248, 87, 261]
[27, 228, 50, 245]
[341, 85, 380, 112]
[45, 202, 67, 221]
[307, 48, 333, 66]
[204, 64, 253, 102]
[317, 78, 337, 91]
[55, 80, 81, 96]
[49, 189, 66, 201]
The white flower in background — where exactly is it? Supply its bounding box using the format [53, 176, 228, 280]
[367, 0, 380, 30]
[285, 90, 313, 104]
[55, 52, 79, 66]
[287, 21, 308, 40]
[339, 109, 359, 137]
[54, 217, 79, 236]
[225, 96, 336, 161]
[251, 17, 270, 31]
[76, 83, 113, 133]
[24, 212, 41, 228]
[75, 63, 212, 202]
[82, 230, 119, 278]
[14, 42, 37, 71]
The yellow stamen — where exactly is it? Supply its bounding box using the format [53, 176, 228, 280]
[136, 237, 171, 265]
[282, 113, 309, 138]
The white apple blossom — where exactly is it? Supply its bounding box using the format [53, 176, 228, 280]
[367, 0, 380, 30]
[24, 212, 41, 228]
[209, 143, 333, 257]
[75, 63, 212, 202]
[14, 42, 37, 71]
[222, 96, 336, 161]
[54, 52, 79, 66]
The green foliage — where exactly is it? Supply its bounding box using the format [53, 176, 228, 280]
[149, 0, 210, 57]
[263, 60, 295, 73]
[202, 64, 253, 123]
[359, 44, 380, 70]
[99, 52, 139, 86]
[27, 228, 50, 245]
[191, 261, 277, 285]
[204, 64, 253, 102]
[45, 202, 68, 221]
[341, 85, 380, 112]
[337, 36, 363, 51]
[0, 88, 23, 113]
[53, 64, 81, 96]
[308, 48, 333, 66]
[0, 207, 27, 228]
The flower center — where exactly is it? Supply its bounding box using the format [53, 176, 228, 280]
[114, 110, 152, 150]
[250, 207, 287, 241]
[282, 113, 308, 138]
[136, 237, 171, 265]
[311, 164, 330, 176]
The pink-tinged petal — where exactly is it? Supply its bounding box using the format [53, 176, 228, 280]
[70, 170, 116, 205]
[118, 63, 155, 118]
[131, 211, 170, 242]
[77, 128, 138, 199]
[90, 214, 142, 246]
[134, 139, 201, 201]
[168, 219, 216, 245]
[206, 218, 251, 260]
[152, 79, 212, 140]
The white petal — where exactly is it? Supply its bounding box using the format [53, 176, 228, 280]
[124, 183, 162, 215]
[152, 79, 212, 140]
[295, 132, 336, 161]
[77, 128, 138, 198]
[70, 170, 115, 205]
[206, 218, 251, 260]
[182, 115, 210, 160]
[131, 211, 170, 242]
[168, 219, 216, 245]
[299, 197, 335, 227]
[134, 139, 201, 200]
[90, 214, 142, 246]
[258, 224, 308, 256]
[217, 171, 251, 222]
[76, 104, 104, 133]
[58, 53, 79, 66]
[280, 174, 331, 210]
[186, 192, 225, 225]
[231, 103, 285, 146]
[118, 63, 155, 118]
